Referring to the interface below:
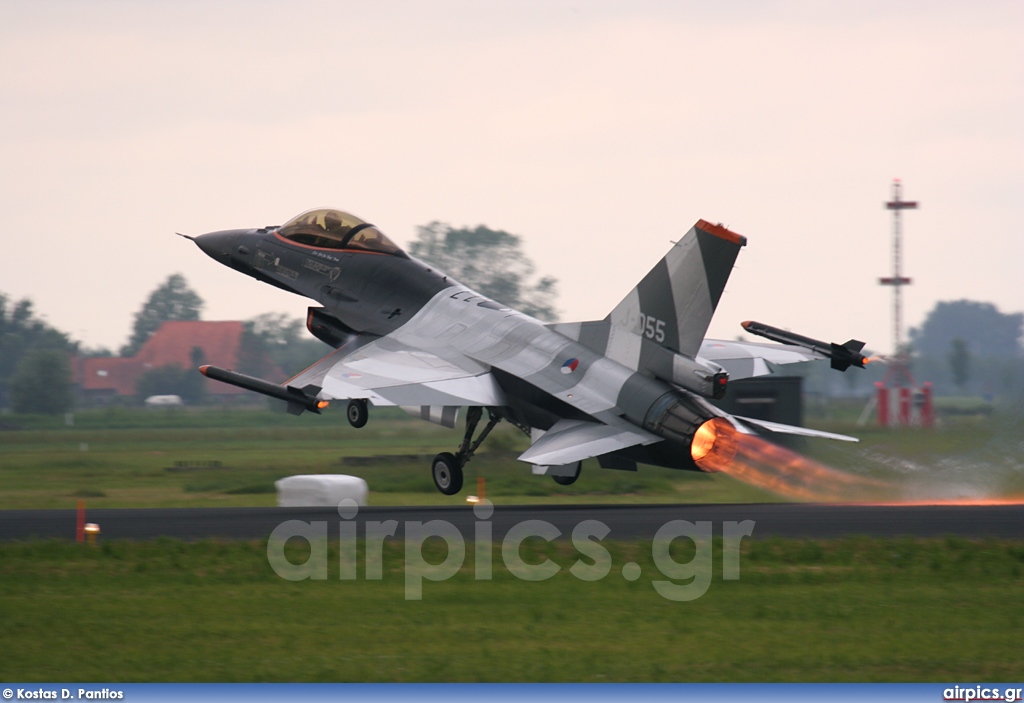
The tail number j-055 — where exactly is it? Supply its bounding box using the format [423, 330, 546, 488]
[639, 313, 666, 343]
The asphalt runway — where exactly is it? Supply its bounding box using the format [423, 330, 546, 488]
[1, 503, 1022, 541]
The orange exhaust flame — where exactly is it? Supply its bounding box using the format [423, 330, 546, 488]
[692, 418, 887, 502]
[690, 418, 737, 466]
[863, 496, 1024, 507]
[688, 418, 1024, 505]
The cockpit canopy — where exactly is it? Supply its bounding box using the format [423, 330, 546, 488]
[277, 208, 406, 257]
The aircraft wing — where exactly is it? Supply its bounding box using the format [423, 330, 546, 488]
[286, 335, 507, 410]
[697, 338, 822, 380]
[518, 418, 662, 467]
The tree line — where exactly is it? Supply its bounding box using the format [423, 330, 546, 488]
[3, 220, 1021, 415]
[1, 222, 559, 414]
[0, 294, 75, 414]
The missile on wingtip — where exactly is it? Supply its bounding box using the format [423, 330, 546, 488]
[198, 365, 328, 415]
[740, 321, 869, 371]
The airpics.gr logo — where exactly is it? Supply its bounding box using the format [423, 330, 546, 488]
[560, 358, 579, 374]
[266, 500, 757, 601]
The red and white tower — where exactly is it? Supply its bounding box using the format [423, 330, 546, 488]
[875, 179, 932, 426]
[879, 178, 917, 355]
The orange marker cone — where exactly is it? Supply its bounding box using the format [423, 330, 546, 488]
[76, 500, 85, 543]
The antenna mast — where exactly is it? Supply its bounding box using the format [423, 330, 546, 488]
[879, 179, 918, 354]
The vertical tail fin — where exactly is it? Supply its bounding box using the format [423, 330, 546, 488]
[607, 220, 746, 359]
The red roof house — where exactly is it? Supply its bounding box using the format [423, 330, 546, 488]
[74, 320, 272, 400]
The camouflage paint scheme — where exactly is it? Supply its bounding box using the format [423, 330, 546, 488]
[192, 209, 859, 494]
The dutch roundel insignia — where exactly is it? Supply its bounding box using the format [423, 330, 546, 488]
[560, 358, 579, 374]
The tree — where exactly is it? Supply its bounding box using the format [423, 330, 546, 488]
[948, 338, 971, 392]
[10, 349, 74, 414]
[409, 222, 558, 321]
[238, 312, 326, 380]
[0, 293, 73, 408]
[122, 274, 204, 357]
[909, 300, 1022, 359]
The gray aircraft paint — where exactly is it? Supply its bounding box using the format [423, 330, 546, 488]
[607, 223, 745, 358]
[196, 217, 742, 469]
[192, 213, 851, 480]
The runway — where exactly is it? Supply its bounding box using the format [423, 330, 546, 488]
[2, 503, 1022, 541]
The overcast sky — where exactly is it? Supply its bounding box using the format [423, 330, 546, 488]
[2, 0, 1021, 356]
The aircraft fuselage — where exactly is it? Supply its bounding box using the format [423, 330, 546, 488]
[194, 219, 717, 473]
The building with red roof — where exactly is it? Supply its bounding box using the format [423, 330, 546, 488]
[73, 320, 276, 402]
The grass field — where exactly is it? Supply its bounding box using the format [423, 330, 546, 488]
[0, 407, 785, 508]
[2, 406, 1022, 683]
[1, 536, 1022, 682]
[1, 406, 1023, 508]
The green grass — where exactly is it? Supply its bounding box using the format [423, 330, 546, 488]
[0, 537, 1021, 681]
[1, 406, 1022, 508]
[0, 408, 781, 508]
[3, 407, 1020, 683]
[798, 412, 1024, 499]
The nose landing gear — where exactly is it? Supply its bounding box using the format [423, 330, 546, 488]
[431, 406, 502, 495]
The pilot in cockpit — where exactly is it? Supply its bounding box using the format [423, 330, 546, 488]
[323, 211, 347, 236]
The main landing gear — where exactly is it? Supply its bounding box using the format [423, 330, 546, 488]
[552, 461, 582, 486]
[431, 407, 502, 496]
[346, 399, 368, 428]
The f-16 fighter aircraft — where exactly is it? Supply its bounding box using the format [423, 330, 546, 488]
[187, 209, 868, 495]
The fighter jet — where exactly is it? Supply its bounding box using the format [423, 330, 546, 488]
[188, 208, 868, 495]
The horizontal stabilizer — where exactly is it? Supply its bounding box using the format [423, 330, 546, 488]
[731, 415, 859, 442]
[518, 419, 661, 467]
[698, 338, 818, 379]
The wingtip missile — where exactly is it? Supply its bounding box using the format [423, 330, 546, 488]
[198, 364, 326, 415]
[741, 320, 870, 371]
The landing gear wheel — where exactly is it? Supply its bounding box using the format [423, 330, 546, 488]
[346, 399, 368, 428]
[552, 461, 582, 486]
[432, 452, 464, 496]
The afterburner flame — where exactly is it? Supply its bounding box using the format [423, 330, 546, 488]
[687, 417, 1024, 505]
[692, 420, 886, 502]
[865, 496, 1024, 507]
[691, 418, 733, 464]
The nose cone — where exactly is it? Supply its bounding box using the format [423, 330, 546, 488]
[194, 230, 242, 261]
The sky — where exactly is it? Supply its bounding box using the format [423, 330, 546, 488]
[1, 0, 1021, 356]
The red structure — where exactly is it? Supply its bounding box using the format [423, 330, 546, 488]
[875, 374, 934, 428]
[876, 385, 890, 426]
[874, 180, 932, 428]
[76, 500, 85, 543]
[72, 320, 278, 402]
